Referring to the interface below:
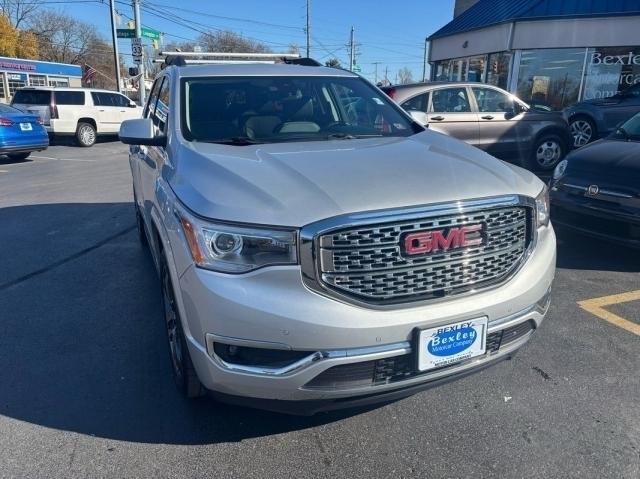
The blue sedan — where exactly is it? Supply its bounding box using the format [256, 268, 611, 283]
[0, 103, 48, 160]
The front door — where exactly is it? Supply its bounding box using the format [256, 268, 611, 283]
[427, 87, 479, 146]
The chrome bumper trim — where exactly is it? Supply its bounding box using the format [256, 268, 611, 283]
[205, 296, 547, 378]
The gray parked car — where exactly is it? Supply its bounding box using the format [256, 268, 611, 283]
[383, 82, 572, 171]
[564, 83, 640, 147]
[118, 57, 555, 414]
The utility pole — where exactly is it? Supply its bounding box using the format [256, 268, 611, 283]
[349, 26, 355, 72]
[373, 62, 381, 84]
[305, 0, 311, 58]
[384, 66, 389, 85]
[133, 0, 146, 105]
[422, 37, 428, 82]
[109, 0, 121, 93]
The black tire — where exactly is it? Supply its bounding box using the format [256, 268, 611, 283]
[569, 116, 596, 148]
[7, 152, 30, 160]
[75, 121, 97, 147]
[161, 258, 205, 399]
[523, 134, 566, 171]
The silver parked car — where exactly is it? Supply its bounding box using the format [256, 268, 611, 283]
[383, 82, 573, 171]
[119, 56, 556, 414]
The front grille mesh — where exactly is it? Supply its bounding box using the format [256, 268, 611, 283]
[317, 207, 529, 303]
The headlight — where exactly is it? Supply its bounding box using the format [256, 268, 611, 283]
[175, 203, 297, 273]
[535, 185, 550, 227]
[553, 159, 568, 180]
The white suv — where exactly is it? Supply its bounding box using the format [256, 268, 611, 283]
[12, 87, 142, 147]
[119, 57, 556, 414]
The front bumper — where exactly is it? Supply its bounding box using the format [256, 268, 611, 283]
[174, 225, 556, 407]
[550, 187, 640, 247]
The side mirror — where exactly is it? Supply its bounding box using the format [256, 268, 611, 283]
[119, 118, 166, 147]
[408, 109, 429, 125]
[129, 101, 137, 108]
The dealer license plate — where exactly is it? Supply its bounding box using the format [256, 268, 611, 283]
[19, 123, 32, 131]
[417, 317, 488, 372]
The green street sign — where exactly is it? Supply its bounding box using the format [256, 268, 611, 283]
[142, 27, 161, 40]
[352, 65, 362, 73]
[116, 29, 136, 39]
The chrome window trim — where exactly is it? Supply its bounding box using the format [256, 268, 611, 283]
[299, 195, 537, 310]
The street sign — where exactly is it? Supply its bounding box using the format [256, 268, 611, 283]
[353, 64, 362, 73]
[131, 38, 143, 64]
[141, 27, 161, 40]
[117, 28, 136, 38]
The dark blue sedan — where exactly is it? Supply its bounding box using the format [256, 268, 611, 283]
[0, 103, 48, 160]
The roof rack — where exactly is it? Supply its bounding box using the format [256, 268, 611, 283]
[155, 52, 321, 67]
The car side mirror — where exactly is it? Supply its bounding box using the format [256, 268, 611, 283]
[408, 109, 429, 125]
[119, 118, 166, 147]
[129, 101, 137, 108]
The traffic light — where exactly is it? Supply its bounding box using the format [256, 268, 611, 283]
[152, 39, 159, 50]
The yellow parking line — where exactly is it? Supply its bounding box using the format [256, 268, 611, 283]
[578, 290, 640, 336]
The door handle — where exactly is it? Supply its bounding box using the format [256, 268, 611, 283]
[99, 109, 105, 112]
[481, 115, 494, 120]
[430, 116, 445, 121]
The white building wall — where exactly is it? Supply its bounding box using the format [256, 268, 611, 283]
[430, 23, 511, 61]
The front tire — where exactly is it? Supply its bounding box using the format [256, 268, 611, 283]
[7, 152, 30, 160]
[569, 116, 596, 147]
[75, 122, 96, 147]
[524, 134, 566, 171]
[161, 258, 205, 399]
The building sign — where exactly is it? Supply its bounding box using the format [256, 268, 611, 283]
[583, 47, 640, 100]
[0, 61, 35, 71]
[0, 56, 81, 77]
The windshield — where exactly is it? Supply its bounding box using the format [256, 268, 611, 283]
[611, 112, 640, 141]
[181, 76, 418, 144]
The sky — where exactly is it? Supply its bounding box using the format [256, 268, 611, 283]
[42, 0, 455, 83]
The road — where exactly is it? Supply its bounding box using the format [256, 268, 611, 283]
[0, 142, 638, 479]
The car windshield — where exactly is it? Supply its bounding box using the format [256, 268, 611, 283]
[611, 113, 640, 141]
[181, 76, 418, 144]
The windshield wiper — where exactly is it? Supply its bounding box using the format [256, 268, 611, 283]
[615, 127, 630, 141]
[208, 137, 262, 145]
[327, 133, 383, 140]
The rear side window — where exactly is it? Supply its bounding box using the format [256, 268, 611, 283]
[401, 93, 429, 112]
[154, 79, 170, 132]
[144, 78, 163, 118]
[12, 90, 51, 105]
[430, 88, 471, 113]
[55, 91, 85, 105]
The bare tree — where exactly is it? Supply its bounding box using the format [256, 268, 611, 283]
[398, 67, 414, 85]
[325, 58, 341, 68]
[0, 0, 39, 29]
[30, 10, 95, 64]
[198, 30, 271, 53]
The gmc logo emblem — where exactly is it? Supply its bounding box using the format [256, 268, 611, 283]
[403, 224, 484, 256]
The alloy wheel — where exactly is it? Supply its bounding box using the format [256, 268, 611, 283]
[162, 268, 185, 382]
[570, 120, 593, 147]
[79, 125, 96, 146]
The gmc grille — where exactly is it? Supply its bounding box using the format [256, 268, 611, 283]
[315, 206, 531, 304]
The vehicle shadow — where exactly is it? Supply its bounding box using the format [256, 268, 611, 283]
[0, 202, 372, 446]
[49, 135, 120, 147]
[555, 227, 640, 272]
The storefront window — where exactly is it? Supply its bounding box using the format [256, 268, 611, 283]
[582, 46, 640, 100]
[0, 73, 5, 100]
[29, 74, 47, 86]
[486, 52, 511, 90]
[7, 72, 27, 97]
[466, 56, 485, 82]
[49, 76, 69, 87]
[433, 61, 451, 81]
[516, 48, 584, 111]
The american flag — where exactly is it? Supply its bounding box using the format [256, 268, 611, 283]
[82, 64, 97, 85]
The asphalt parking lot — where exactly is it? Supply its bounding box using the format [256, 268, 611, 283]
[0, 141, 638, 479]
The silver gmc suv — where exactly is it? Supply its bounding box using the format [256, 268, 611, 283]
[119, 57, 556, 414]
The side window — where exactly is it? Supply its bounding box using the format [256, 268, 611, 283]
[144, 78, 163, 118]
[472, 87, 515, 113]
[154, 78, 170, 132]
[430, 88, 471, 113]
[115, 94, 132, 107]
[91, 92, 101, 106]
[401, 92, 429, 112]
[55, 91, 85, 105]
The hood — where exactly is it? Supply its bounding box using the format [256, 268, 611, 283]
[565, 139, 640, 182]
[168, 131, 544, 227]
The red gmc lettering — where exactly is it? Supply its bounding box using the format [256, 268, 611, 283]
[404, 224, 483, 256]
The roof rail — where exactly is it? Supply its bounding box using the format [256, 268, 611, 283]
[155, 51, 321, 68]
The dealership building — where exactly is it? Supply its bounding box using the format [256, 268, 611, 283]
[428, 0, 640, 110]
[0, 56, 82, 103]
